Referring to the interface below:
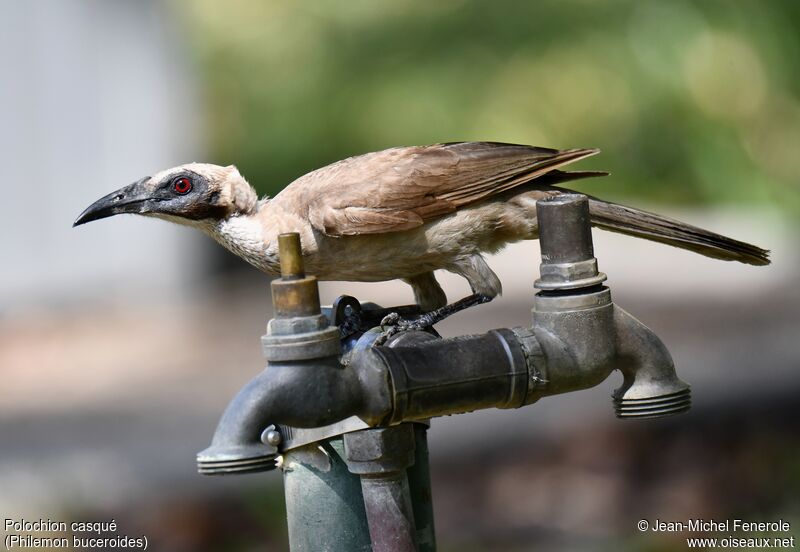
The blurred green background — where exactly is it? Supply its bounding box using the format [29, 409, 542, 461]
[180, 0, 799, 211]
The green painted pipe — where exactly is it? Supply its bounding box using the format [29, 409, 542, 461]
[282, 425, 436, 551]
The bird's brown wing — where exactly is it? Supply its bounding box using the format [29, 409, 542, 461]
[271, 142, 602, 236]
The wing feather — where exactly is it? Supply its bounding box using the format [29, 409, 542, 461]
[271, 142, 602, 236]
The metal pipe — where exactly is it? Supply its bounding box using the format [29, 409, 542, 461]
[360, 475, 418, 552]
[366, 329, 529, 424]
[199, 281, 690, 473]
[341, 290, 689, 423]
[344, 424, 419, 552]
[283, 437, 372, 552]
[407, 424, 436, 552]
[535, 193, 606, 291]
[280, 422, 435, 551]
[538, 193, 595, 264]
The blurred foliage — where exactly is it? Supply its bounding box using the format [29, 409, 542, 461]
[175, 0, 800, 212]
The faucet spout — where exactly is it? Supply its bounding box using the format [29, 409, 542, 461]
[197, 369, 281, 475]
[612, 307, 691, 418]
[197, 356, 363, 475]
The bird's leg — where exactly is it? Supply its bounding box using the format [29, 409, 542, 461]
[375, 293, 493, 345]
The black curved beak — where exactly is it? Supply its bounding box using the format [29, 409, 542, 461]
[73, 177, 151, 227]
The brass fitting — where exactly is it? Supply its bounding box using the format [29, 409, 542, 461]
[271, 233, 322, 318]
[263, 232, 339, 361]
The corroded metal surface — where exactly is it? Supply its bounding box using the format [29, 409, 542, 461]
[344, 425, 419, 552]
[283, 437, 372, 552]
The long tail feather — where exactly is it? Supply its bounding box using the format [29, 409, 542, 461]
[587, 199, 771, 266]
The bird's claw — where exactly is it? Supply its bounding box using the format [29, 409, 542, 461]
[373, 293, 494, 346]
[378, 312, 398, 326]
[374, 313, 427, 346]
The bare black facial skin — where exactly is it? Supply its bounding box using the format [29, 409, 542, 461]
[74, 170, 229, 227]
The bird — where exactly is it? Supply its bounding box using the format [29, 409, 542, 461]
[74, 142, 770, 332]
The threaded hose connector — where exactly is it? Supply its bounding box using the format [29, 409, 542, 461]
[197, 453, 279, 475]
[613, 387, 691, 419]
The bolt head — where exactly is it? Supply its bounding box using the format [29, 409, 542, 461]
[260, 426, 282, 447]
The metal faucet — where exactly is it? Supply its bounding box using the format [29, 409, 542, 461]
[196, 193, 690, 550]
[197, 193, 689, 474]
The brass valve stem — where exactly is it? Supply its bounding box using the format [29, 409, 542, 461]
[272, 232, 321, 318]
[278, 233, 305, 279]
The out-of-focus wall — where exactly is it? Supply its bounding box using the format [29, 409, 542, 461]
[0, 0, 205, 311]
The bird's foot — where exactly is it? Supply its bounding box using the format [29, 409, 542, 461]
[374, 293, 493, 346]
[332, 295, 425, 341]
[374, 312, 431, 345]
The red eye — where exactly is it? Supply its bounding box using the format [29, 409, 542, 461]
[173, 177, 192, 194]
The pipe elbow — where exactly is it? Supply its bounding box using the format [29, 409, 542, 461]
[611, 307, 691, 418]
[197, 357, 363, 475]
[197, 369, 281, 474]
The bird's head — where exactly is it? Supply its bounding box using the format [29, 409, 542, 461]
[74, 163, 258, 228]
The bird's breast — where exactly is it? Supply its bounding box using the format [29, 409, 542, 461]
[208, 216, 281, 274]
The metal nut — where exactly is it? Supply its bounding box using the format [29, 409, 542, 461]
[343, 425, 415, 474]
